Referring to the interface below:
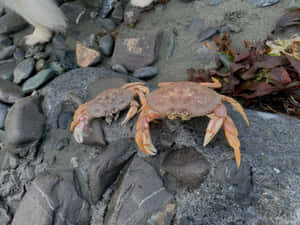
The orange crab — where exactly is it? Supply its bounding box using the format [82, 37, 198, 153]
[135, 78, 249, 168]
[70, 82, 149, 143]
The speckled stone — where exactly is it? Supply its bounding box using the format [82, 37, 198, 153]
[13, 58, 35, 84]
[22, 69, 56, 93]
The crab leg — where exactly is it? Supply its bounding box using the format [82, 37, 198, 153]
[223, 115, 241, 168]
[122, 100, 139, 124]
[203, 104, 226, 146]
[135, 106, 162, 155]
[221, 95, 249, 126]
[199, 77, 222, 89]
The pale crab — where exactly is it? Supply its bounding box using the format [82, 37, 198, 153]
[135, 78, 249, 168]
[70, 82, 149, 143]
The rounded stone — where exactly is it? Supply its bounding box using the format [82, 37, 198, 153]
[0, 102, 9, 129]
[111, 64, 128, 74]
[99, 34, 114, 57]
[133, 66, 159, 79]
[13, 58, 35, 84]
[57, 111, 74, 129]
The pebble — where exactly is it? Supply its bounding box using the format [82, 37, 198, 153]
[0, 78, 24, 104]
[57, 111, 73, 129]
[124, 5, 142, 27]
[22, 69, 56, 93]
[33, 52, 48, 60]
[76, 42, 102, 67]
[111, 2, 124, 23]
[0, 45, 16, 60]
[0, 34, 12, 47]
[56, 137, 70, 151]
[133, 66, 159, 79]
[0, 12, 27, 35]
[25, 45, 43, 58]
[0, 129, 4, 142]
[248, 0, 280, 7]
[198, 27, 218, 42]
[208, 0, 221, 5]
[13, 48, 25, 62]
[111, 64, 128, 74]
[82, 34, 97, 49]
[56, 50, 76, 71]
[0, 59, 16, 80]
[48, 61, 64, 75]
[98, 18, 117, 31]
[0, 102, 9, 129]
[99, 34, 114, 57]
[13, 58, 35, 84]
[35, 59, 46, 72]
[0, 204, 10, 225]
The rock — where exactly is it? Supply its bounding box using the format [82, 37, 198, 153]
[248, 0, 280, 7]
[57, 111, 74, 129]
[22, 69, 56, 94]
[56, 50, 77, 71]
[162, 147, 210, 187]
[0, 59, 16, 80]
[4, 95, 45, 156]
[13, 58, 35, 84]
[0, 34, 12, 47]
[198, 27, 218, 42]
[0, 12, 27, 35]
[111, 64, 128, 74]
[133, 66, 159, 79]
[35, 59, 46, 71]
[76, 42, 102, 67]
[13, 48, 25, 62]
[100, 0, 118, 18]
[104, 156, 174, 225]
[98, 18, 117, 31]
[0, 102, 9, 129]
[87, 77, 128, 99]
[56, 137, 70, 151]
[0, 203, 11, 225]
[81, 0, 102, 7]
[60, 1, 87, 25]
[124, 5, 142, 27]
[0, 45, 15, 60]
[99, 34, 114, 57]
[11, 172, 90, 225]
[112, 31, 163, 71]
[88, 138, 136, 203]
[0, 129, 4, 142]
[193, 42, 219, 70]
[48, 61, 64, 75]
[82, 34, 97, 49]
[24, 45, 43, 58]
[208, 0, 221, 5]
[111, 2, 124, 23]
[0, 78, 24, 103]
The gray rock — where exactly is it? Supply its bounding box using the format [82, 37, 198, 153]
[0, 34, 12, 47]
[0, 102, 9, 129]
[124, 5, 142, 27]
[111, 2, 124, 23]
[248, 0, 280, 7]
[60, 1, 87, 25]
[99, 34, 114, 57]
[111, 64, 128, 74]
[0, 59, 16, 80]
[56, 50, 77, 71]
[4, 95, 45, 155]
[0, 129, 4, 142]
[133, 66, 159, 79]
[104, 156, 174, 225]
[13, 58, 35, 84]
[22, 69, 56, 93]
[0, 45, 15, 60]
[198, 27, 218, 42]
[98, 18, 117, 31]
[100, 0, 117, 18]
[162, 147, 210, 187]
[35, 59, 46, 71]
[11, 172, 90, 225]
[0, 12, 27, 35]
[56, 137, 70, 151]
[0, 202, 11, 225]
[13, 48, 25, 62]
[89, 138, 136, 203]
[48, 61, 64, 75]
[112, 31, 163, 71]
[24, 45, 43, 58]
[208, 0, 221, 5]
[57, 111, 74, 129]
[0, 78, 24, 103]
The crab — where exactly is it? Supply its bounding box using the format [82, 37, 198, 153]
[135, 78, 249, 168]
[70, 82, 149, 144]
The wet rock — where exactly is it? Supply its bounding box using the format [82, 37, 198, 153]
[111, 64, 128, 74]
[4, 95, 45, 156]
[0, 170, 21, 197]
[133, 66, 159, 79]
[124, 5, 142, 27]
[87, 77, 128, 99]
[112, 31, 163, 71]
[104, 156, 174, 225]
[162, 147, 210, 187]
[13, 58, 35, 84]
[57, 111, 74, 129]
[56, 50, 76, 71]
[89, 138, 136, 203]
[0, 78, 24, 103]
[0, 45, 15, 60]
[0, 12, 27, 35]
[22, 69, 56, 94]
[76, 42, 102, 67]
[111, 2, 124, 23]
[98, 18, 117, 31]
[60, 1, 87, 25]
[11, 172, 90, 225]
[0, 129, 4, 142]
[0, 34, 12, 47]
[48, 61, 64, 75]
[35, 59, 46, 71]
[0, 59, 16, 80]
[13, 48, 25, 62]
[248, 0, 280, 7]
[0, 203, 11, 225]
[24, 45, 43, 58]
[56, 137, 70, 151]
[100, 0, 118, 18]
[99, 34, 114, 57]
[198, 27, 218, 42]
[0, 102, 9, 129]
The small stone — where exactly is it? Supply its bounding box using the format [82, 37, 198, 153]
[9, 154, 18, 169]
[35, 59, 46, 71]
[0, 59, 16, 80]
[52, 33, 68, 50]
[76, 42, 102, 67]
[0, 34, 12, 47]
[0, 45, 15, 60]
[13, 48, 25, 62]
[111, 64, 128, 74]
[0, 204, 10, 225]
[198, 27, 218, 42]
[111, 2, 124, 23]
[13, 58, 35, 84]
[124, 5, 142, 27]
[0, 102, 9, 129]
[0, 78, 24, 103]
[56, 137, 70, 151]
[0, 129, 4, 142]
[133, 66, 159, 79]
[98, 18, 117, 31]
[112, 31, 163, 71]
[0, 12, 27, 35]
[208, 0, 221, 5]
[22, 69, 56, 94]
[25, 45, 43, 58]
[162, 147, 210, 187]
[99, 34, 114, 57]
[56, 50, 76, 71]
[57, 111, 73, 129]
[248, 0, 280, 7]
[82, 34, 97, 49]
[34, 52, 48, 60]
[48, 61, 64, 74]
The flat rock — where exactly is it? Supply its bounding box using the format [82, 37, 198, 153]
[76, 42, 101, 67]
[0, 78, 24, 104]
[162, 147, 210, 187]
[112, 31, 163, 71]
[13, 58, 35, 84]
[4, 95, 45, 155]
[88, 138, 136, 203]
[0, 34, 12, 47]
[11, 172, 89, 225]
[104, 156, 174, 225]
[124, 5, 142, 27]
[0, 45, 15, 60]
[133, 66, 159, 79]
[0, 12, 27, 35]
[0, 203, 10, 225]
[99, 34, 114, 57]
[0, 102, 9, 129]
[0, 59, 16, 80]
